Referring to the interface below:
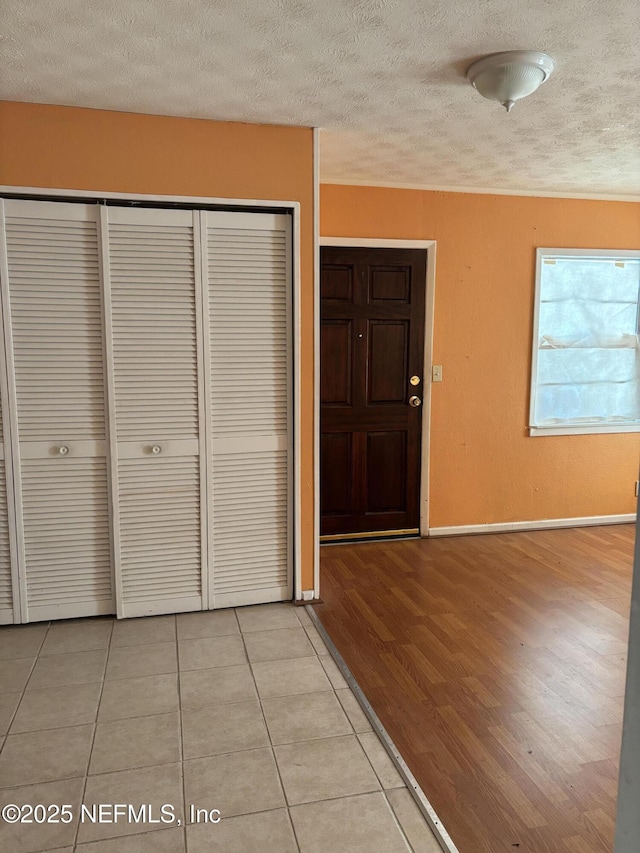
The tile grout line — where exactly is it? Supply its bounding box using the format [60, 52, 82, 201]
[74, 616, 182, 847]
[381, 788, 419, 853]
[2, 620, 51, 748]
[1, 728, 400, 793]
[243, 610, 303, 853]
[72, 616, 114, 850]
[306, 604, 461, 853]
[174, 613, 188, 852]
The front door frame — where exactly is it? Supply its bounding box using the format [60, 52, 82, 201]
[317, 237, 436, 548]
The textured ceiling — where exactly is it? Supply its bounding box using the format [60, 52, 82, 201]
[2, 0, 640, 197]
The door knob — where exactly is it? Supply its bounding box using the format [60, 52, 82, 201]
[408, 396, 422, 408]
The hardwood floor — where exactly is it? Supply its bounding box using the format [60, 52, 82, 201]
[315, 525, 635, 853]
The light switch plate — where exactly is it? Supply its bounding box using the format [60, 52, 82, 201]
[432, 365, 443, 382]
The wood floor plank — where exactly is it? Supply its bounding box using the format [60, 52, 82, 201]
[316, 524, 635, 853]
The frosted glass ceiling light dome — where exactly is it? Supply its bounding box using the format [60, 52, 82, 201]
[467, 51, 555, 112]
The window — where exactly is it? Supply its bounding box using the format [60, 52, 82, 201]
[530, 249, 640, 436]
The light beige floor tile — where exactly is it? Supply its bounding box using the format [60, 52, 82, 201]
[11, 683, 101, 733]
[90, 712, 181, 774]
[111, 615, 176, 648]
[243, 628, 314, 663]
[78, 763, 183, 843]
[275, 735, 380, 805]
[0, 692, 21, 735]
[295, 607, 313, 627]
[386, 788, 443, 853]
[76, 827, 185, 852]
[290, 792, 411, 853]
[236, 603, 300, 633]
[335, 688, 373, 733]
[0, 625, 48, 660]
[28, 650, 107, 690]
[318, 655, 348, 689]
[262, 691, 352, 745]
[251, 657, 331, 699]
[106, 642, 177, 680]
[358, 732, 404, 789]
[184, 748, 284, 819]
[187, 808, 297, 852]
[180, 664, 256, 709]
[98, 673, 179, 721]
[304, 625, 329, 655]
[178, 635, 246, 671]
[40, 619, 112, 656]
[177, 610, 238, 640]
[0, 607, 436, 853]
[182, 700, 268, 759]
[0, 724, 93, 787]
[0, 658, 35, 693]
[0, 777, 84, 853]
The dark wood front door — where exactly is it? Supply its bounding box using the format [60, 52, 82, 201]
[320, 246, 427, 537]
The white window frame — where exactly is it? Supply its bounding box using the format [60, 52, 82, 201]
[530, 247, 640, 437]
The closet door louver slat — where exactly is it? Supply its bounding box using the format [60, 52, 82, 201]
[205, 212, 292, 608]
[3, 200, 114, 621]
[106, 207, 205, 617]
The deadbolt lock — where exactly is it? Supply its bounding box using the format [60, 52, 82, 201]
[410, 375, 421, 386]
[408, 395, 422, 408]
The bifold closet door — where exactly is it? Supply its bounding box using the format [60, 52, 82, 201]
[0, 200, 113, 622]
[104, 207, 206, 617]
[203, 211, 292, 608]
[0, 359, 16, 624]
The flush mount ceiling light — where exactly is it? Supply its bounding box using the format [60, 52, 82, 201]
[467, 51, 555, 112]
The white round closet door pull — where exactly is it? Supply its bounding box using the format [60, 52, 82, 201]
[151, 445, 162, 455]
[58, 445, 70, 456]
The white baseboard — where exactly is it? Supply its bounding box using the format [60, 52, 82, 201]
[428, 513, 637, 537]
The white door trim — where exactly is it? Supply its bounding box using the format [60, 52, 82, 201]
[0, 200, 23, 623]
[0, 186, 301, 210]
[0, 186, 303, 612]
[318, 236, 437, 538]
[97, 206, 122, 619]
[311, 129, 321, 601]
[615, 511, 640, 852]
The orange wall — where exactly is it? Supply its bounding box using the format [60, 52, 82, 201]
[321, 184, 640, 527]
[0, 101, 315, 589]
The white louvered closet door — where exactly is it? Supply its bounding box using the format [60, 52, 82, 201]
[1, 200, 113, 622]
[203, 211, 292, 608]
[0, 330, 17, 623]
[104, 207, 205, 617]
[0, 389, 12, 622]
